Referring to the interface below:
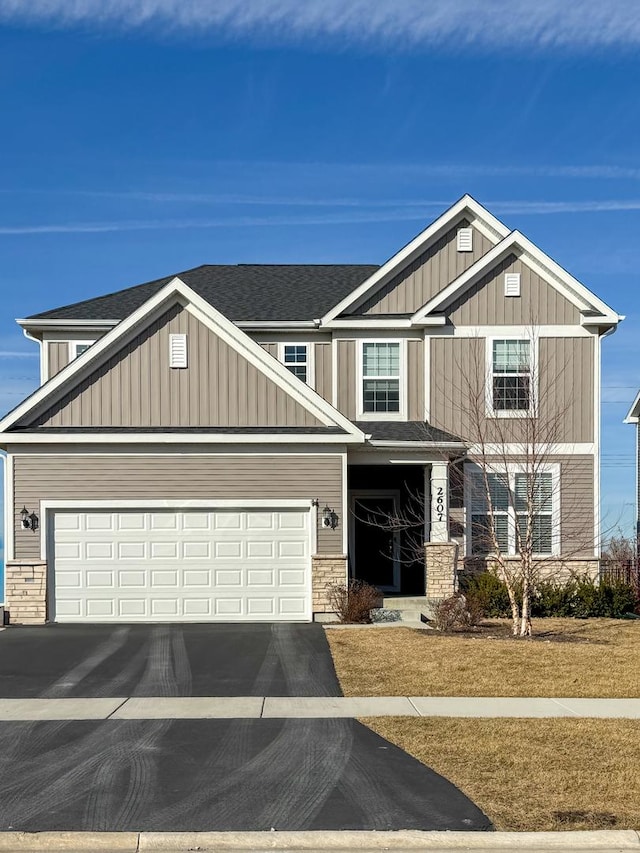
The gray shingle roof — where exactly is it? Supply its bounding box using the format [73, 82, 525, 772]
[27, 264, 380, 323]
[353, 421, 464, 444]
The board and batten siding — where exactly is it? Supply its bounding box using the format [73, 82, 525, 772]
[430, 336, 593, 444]
[28, 304, 322, 429]
[315, 342, 332, 403]
[337, 340, 357, 419]
[407, 339, 425, 421]
[357, 220, 494, 315]
[447, 255, 581, 325]
[47, 342, 70, 380]
[13, 452, 344, 561]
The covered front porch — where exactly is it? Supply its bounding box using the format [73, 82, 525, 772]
[346, 422, 466, 599]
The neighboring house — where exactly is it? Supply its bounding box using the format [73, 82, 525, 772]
[0, 195, 621, 624]
[624, 392, 640, 541]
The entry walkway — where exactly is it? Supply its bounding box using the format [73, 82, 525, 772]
[0, 695, 639, 720]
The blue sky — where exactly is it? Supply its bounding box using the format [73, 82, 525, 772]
[0, 0, 639, 579]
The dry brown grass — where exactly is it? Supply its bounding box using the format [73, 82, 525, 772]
[363, 717, 640, 831]
[326, 619, 640, 697]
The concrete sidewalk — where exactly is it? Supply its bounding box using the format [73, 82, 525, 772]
[1, 829, 640, 851]
[0, 695, 639, 720]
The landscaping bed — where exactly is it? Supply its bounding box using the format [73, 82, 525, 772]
[326, 618, 640, 697]
[363, 717, 640, 831]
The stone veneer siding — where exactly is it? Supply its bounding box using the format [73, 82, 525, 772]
[311, 554, 348, 613]
[7, 556, 347, 623]
[464, 557, 600, 582]
[425, 541, 459, 600]
[6, 561, 48, 624]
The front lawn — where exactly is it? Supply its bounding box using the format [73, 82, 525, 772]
[326, 618, 640, 697]
[364, 717, 640, 831]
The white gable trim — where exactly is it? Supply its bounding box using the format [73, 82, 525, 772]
[321, 195, 510, 324]
[625, 390, 640, 424]
[411, 231, 621, 326]
[0, 278, 365, 441]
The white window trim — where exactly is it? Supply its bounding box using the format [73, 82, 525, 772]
[68, 340, 95, 361]
[485, 336, 539, 419]
[463, 461, 561, 558]
[357, 338, 407, 421]
[278, 342, 314, 388]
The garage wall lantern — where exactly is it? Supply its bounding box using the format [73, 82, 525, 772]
[322, 505, 339, 530]
[21, 506, 39, 532]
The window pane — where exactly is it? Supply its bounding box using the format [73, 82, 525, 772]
[472, 513, 509, 554]
[363, 342, 400, 377]
[493, 376, 530, 410]
[75, 343, 91, 357]
[515, 473, 553, 513]
[517, 514, 553, 554]
[284, 345, 306, 364]
[286, 364, 307, 382]
[363, 379, 400, 413]
[493, 340, 530, 373]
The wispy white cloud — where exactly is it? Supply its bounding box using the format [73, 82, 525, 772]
[0, 351, 39, 358]
[2, 198, 640, 235]
[0, 0, 638, 50]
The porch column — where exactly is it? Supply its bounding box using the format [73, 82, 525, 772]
[429, 461, 449, 542]
[425, 461, 458, 600]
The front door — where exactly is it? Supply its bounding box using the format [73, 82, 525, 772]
[350, 494, 400, 591]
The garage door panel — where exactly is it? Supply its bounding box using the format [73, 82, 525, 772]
[52, 508, 311, 622]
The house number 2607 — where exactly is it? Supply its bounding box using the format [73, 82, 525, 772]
[435, 486, 446, 522]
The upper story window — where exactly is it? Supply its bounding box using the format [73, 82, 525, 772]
[468, 468, 556, 556]
[491, 339, 531, 413]
[281, 344, 309, 383]
[69, 341, 94, 360]
[361, 341, 401, 415]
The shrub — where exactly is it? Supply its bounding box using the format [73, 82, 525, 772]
[433, 593, 472, 632]
[460, 571, 511, 618]
[532, 579, 577, 617]
[461, 571, 638, 620]
[326, 579, 380, 623]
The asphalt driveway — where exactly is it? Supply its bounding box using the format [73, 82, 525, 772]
[0, 623, 492, 832]
[0, 623, 341, 697]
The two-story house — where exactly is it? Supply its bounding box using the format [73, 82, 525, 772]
[0, 196, 621, 624]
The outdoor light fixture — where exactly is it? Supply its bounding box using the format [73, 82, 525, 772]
[322, 505, 339, 530]
[21, 506, 39, 532]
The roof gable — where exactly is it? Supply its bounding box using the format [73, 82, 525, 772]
[412, 231, 621, 327]
[2, 279, 365, 441]
[321, 195, 510, 323]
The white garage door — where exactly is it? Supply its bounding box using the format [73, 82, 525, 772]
[51, 508, 311, 622]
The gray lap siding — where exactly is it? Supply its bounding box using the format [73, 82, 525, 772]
[12, 451, 344, 561]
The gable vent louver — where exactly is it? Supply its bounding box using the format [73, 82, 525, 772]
[169, 333, 188, 368]
[456, 227, 473, 252]
[504, 273, 521, 297]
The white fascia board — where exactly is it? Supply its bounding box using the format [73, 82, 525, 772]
[624, 390, 640, 424]
[412, 231, 620, 325]
[326, 319, 414, 330]
[320, 195, 510, 324]
[0, 432, 358, 445]
[368, 439, 467, 449]
[236, 320, 320, 330]
[2, 277, 365, 441]
[17, 319, 119, 331]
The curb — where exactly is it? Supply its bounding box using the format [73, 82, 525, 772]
[0, 830, 639, 851]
